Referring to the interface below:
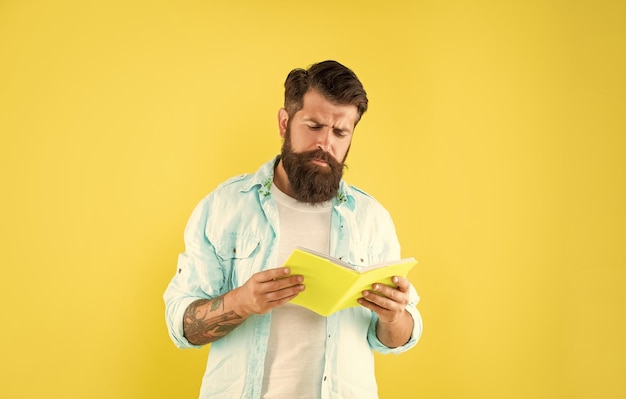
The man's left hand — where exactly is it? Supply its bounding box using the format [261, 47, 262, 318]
[358, 276, 410, 323]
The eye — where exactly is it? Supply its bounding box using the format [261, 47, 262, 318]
[334, 129, 349, 138]
[308, 125, 322, 131]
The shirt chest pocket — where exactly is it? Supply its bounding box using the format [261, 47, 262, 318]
[343, 244, 374, 269]
[213, 234, 261, 288]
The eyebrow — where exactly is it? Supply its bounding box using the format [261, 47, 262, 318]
[304, 118, 352, 134]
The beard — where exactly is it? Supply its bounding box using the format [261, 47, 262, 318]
[280, 128, 347, 204]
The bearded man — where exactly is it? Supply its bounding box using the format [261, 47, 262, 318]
[164, 60, 422, 399]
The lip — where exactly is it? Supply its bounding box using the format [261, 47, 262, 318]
[311, 159, 329, 167]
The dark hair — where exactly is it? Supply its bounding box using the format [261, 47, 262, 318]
[284, 60, 368, 124]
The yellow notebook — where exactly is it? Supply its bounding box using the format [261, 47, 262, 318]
[283, 247, 418, 316]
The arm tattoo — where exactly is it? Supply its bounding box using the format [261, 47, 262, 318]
[183, 296, 244, 345]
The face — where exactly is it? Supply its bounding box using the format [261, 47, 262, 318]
[277, 89, 359, 203]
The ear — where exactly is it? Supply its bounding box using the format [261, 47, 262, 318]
[278, 108, 289, 139]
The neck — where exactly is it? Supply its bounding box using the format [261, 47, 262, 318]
[273, 159, 295, 198]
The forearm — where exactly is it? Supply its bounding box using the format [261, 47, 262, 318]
[376, 309, 413, 348]
[183, 288, 249, 346]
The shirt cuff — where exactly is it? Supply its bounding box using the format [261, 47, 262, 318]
[166, 296, 205, 349]
[367, 304, 423, 354]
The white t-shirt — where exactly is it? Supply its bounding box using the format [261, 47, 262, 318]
[261, 184, 332, 398]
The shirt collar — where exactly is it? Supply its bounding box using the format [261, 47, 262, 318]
[241, 156, 356, 211]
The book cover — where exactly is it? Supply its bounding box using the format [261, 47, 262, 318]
[283, 247, 418, 316]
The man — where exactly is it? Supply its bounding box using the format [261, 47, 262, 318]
[164, 60, 422, 398]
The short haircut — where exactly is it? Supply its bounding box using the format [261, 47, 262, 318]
[283, 60, 368, 125]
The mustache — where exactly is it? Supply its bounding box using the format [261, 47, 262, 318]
[301, 149, 343, 167]
[303, 149, 331, 162]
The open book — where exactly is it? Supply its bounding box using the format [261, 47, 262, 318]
[283, 247, 418, 316]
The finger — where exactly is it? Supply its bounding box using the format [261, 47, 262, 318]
[269, 291, 302, 308]
[254, 267, 292, 282]
[357, 296, 382, 312]
[266, 274, 304, 292]
[266, 283, 305, 302]
[359, 291, 394, 313]
[391, 276, 410, 292]
[371, 283, 400, 301]
[362, 290, 393, 310]
[365, 285, 408, 308]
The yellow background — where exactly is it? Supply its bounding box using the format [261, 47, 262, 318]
[1, 1, 624, 398]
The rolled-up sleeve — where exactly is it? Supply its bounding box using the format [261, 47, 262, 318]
[163, 197, 226, 349]
[367, 283, 422, 354]
[360, 195, 423, 354]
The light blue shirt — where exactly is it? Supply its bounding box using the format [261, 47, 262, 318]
[164, 157, 422, 399]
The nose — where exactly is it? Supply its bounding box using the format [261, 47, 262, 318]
[316, 128, 333, 152]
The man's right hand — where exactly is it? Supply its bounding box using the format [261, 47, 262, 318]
[183, 268, 304, 346]
[231, 267, 305, 317]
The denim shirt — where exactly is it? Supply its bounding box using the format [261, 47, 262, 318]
[164, 157, 422, 399]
